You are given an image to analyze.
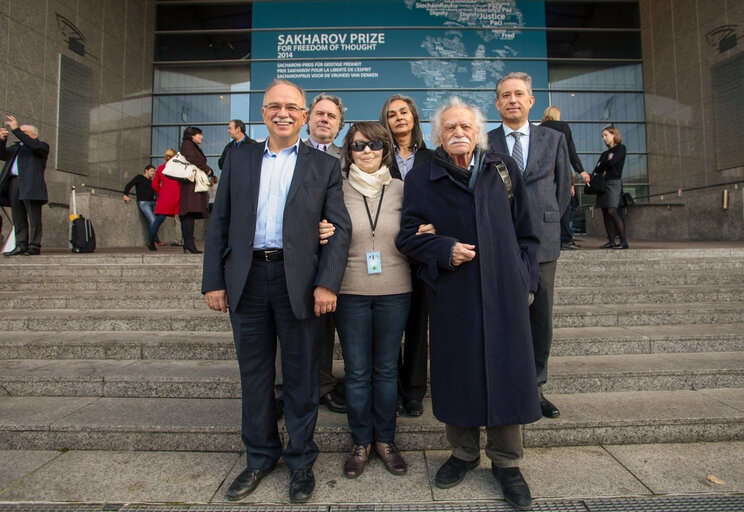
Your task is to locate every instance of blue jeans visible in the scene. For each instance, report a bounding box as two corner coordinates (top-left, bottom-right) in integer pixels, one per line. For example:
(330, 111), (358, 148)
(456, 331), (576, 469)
(334, 293), (411, 445)
(137, 200), (165, 240)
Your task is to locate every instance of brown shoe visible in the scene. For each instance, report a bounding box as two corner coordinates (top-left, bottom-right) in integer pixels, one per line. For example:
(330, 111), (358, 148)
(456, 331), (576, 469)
(375, 442), (407, 475)
(344, 444), (370, 478)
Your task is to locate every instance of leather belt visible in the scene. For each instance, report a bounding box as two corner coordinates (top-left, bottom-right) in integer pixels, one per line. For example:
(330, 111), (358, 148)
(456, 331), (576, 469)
(253, 249), (283, 261)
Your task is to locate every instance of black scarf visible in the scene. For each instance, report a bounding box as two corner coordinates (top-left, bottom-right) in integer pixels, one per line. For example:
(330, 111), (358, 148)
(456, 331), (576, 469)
(433, 146), (487, 189)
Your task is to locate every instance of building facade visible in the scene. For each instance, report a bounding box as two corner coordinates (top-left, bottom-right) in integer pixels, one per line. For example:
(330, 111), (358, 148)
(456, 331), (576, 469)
(0, 0), (741, 247)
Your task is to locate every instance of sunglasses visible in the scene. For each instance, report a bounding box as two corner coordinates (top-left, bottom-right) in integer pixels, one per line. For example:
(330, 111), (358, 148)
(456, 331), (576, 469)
(350, 139), (385, 152)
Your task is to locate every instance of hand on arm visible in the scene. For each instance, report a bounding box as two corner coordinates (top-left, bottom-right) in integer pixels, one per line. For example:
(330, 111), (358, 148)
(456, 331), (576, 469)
(416, 224), (436, 235)
(318, 219), (335, 245)
(205, 290), (229, 313)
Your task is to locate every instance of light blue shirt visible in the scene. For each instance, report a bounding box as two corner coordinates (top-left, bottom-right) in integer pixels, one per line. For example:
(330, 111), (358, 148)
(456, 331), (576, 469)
(394, 144), (417, 180)
(503, 122), (531, 169)
(10, 142), (23, 176)
(253, 138), (300, 250)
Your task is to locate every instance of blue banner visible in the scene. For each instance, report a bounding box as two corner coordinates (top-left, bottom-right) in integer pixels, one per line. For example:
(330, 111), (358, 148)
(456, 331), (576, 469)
(251, 0), (547, 124)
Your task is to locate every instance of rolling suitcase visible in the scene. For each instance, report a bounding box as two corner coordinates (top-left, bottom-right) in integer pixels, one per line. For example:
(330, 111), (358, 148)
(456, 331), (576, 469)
(70, 186), (96, 253)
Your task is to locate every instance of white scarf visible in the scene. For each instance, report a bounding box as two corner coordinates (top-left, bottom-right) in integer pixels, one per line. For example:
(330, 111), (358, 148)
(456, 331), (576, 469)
(348, 163), (392, 197)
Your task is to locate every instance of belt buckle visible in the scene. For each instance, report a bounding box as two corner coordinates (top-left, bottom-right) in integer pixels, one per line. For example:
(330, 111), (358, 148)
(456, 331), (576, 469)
(263, 250), (279, 261)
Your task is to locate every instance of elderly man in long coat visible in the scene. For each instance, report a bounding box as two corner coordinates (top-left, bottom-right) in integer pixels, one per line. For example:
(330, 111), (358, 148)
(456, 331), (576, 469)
(396, 97), (541, 511)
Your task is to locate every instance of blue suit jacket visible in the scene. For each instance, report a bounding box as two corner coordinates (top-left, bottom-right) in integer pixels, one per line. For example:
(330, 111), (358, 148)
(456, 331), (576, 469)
(488, 124), (571, 263)
(201, 140), (351, 319)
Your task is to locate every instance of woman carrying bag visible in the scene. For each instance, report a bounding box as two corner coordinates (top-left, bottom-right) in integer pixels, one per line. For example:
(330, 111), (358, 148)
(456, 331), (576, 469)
(179, 126), (213, 254)
(594, 126), (628, 249)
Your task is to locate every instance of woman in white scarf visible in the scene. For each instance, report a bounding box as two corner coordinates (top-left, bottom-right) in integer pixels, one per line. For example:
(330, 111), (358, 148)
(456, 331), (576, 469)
(334, 122), (412, 480)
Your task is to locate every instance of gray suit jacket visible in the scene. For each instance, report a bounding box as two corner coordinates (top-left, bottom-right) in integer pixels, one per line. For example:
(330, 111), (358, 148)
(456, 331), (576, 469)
(488, 124), (571, 263)
(303, 139), (342, 160)
(202, 140), (351, 319)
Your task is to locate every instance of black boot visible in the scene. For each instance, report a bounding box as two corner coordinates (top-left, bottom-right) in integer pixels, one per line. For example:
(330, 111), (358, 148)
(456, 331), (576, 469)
(183, 237), (202, 254)
(147, 234), (157, 251)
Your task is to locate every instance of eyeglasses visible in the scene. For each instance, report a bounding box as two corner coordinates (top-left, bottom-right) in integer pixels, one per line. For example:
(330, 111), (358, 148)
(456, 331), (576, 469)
(350, 139), (385, 152)
(263, 103), (306, 114)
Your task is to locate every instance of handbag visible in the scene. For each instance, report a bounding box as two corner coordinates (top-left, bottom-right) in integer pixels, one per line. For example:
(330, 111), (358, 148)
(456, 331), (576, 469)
(163, 152), (198, 181)
(584, 172), (606, 195)
(194, 168), (210, 193)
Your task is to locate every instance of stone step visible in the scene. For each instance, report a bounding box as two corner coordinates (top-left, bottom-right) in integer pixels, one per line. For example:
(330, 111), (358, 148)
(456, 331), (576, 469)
(1, 352), (741, 399)
(0, 324), (741, 362)
(1, 389), (742, 451)
(1, 270), (741, 292)
(1, 302), (741, 331)
(0, 284), (741, 309)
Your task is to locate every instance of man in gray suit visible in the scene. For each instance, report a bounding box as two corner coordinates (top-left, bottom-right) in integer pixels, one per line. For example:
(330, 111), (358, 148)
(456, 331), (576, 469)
(303, 93), (344, 158)
(203, 79), (351, 503)
(302, 93), (346, 413)
(487, 72), (571, 419)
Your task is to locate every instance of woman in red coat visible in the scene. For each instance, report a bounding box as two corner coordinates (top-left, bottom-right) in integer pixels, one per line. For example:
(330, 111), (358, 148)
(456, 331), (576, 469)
(179, 126), (213, 254)
(150, 148), (184, 249)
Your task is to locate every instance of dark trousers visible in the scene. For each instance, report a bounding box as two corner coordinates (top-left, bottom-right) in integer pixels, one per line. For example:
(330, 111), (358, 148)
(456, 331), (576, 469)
(229, 258), (323, 472)
(530, 260), (557, 389)
(9, 177), (43, 251)
(446, 424), (523, 467)
(320, 315), (339, 396)
(398, 267), (429, 403)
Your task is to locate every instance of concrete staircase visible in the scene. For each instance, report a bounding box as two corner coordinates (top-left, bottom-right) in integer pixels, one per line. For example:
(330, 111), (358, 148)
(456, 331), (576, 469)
(0, 249), (742, 452)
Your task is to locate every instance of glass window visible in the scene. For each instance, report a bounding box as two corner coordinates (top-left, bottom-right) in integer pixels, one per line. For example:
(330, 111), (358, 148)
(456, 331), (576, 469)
(571, 123), (646, 153)
(155, 66), (251, 93)
(545, 2), (641, 28)
(156, 4), (252, 31)
(154, 94), (232, 124)
(549, 63), (643, 91)
(155, 33), (252, 61)
(547, 30), (641, 59)
(550, 92), (645, 122)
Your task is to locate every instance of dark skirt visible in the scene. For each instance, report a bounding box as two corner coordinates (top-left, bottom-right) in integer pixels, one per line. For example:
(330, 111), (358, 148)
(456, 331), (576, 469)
(596, 178), (622, 209)
(179, 181), (208, 218)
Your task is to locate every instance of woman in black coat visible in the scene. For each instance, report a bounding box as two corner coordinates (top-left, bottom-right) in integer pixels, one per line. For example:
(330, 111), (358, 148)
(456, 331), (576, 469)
(594, 126), (628, 249)
(179, 126), (213, 254)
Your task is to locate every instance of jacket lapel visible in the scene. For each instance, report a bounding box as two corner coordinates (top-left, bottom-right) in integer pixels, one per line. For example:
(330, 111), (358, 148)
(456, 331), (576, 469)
(524, 125), (545, 178)
(491, 126), (509, 154)
(285, 142), (310, 206)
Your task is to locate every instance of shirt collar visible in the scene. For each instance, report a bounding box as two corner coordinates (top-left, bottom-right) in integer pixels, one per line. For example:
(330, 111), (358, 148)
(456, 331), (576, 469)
(308, 136), (331, 150)
(394, 143), (418, 157)
(264, 137), (301, 157)
(233, 135), (246, 146)
(503, 121), (531, 137)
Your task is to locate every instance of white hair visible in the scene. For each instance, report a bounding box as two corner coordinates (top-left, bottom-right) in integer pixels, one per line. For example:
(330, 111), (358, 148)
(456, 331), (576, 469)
(430, 96), (488, 151)
(21, 125), (39, 137)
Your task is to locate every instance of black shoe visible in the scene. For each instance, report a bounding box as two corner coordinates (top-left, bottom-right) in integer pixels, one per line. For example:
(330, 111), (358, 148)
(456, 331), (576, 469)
(599, 241), (618, 249)
(21, 249), (40, 256)
(560, 242), (579, 250)
(289, 468), (315, 503)
(3, 246), (27, 256)
(405, 399), (423, 417)
(434, 455), (480, 489)
(320, 390), (346, 413)
(492, 465), (532, 510)
(396, 398), (405, 417)
(146, 235), (157, 251)
(275, 397), (284, 420)
(540, 394), (560, 418)
(225, 463), (277, 501)
(613, 242), (629, 250)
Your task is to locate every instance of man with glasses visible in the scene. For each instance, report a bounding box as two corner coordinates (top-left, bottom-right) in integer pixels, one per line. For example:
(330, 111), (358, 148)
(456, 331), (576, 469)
(202, 79), (351, 503)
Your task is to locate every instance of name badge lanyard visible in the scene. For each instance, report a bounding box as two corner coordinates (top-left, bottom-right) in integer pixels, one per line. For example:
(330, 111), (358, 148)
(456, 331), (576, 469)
(363, 185), (386, 251)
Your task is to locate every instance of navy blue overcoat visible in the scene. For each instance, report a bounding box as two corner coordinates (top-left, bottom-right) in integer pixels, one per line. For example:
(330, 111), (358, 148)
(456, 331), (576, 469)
(396, 152), (542, 427)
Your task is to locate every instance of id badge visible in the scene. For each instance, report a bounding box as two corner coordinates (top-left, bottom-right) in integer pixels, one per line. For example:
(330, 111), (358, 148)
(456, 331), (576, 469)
(366, 251), (382, 274)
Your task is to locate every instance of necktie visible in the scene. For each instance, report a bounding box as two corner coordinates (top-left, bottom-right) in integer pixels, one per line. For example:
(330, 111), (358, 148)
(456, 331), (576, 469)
(320, 144), (327, 152)
(510, 132), (524, 174)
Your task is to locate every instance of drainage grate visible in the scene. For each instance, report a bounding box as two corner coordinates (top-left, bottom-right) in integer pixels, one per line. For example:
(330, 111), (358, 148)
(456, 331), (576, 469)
(2, 497), (743, 512)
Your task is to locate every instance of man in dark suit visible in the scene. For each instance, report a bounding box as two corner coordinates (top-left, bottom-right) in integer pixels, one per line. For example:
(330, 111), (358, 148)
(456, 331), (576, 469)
(302, 93), (344, 159)
(218, 119), (256, 170)
(202, 79), (351, 503)
(0, 116), (49, 256)
(488, 72), (571, 419)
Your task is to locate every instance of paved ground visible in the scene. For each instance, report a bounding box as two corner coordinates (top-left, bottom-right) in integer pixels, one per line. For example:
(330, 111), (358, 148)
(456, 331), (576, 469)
(1, 442), (743, 507)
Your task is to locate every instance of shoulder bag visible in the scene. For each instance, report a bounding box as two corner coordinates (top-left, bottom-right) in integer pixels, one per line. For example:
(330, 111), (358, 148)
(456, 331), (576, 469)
(163, 152), (198, 181)
(584, 172), (606, 195)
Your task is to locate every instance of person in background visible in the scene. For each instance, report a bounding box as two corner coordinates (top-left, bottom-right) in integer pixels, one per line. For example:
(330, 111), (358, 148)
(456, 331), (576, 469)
(151, 148), (184, 247)
(179, 126), (213, 254)
(123, 165), (162, 251)
(335, 121), (411, 479)
(0, 115), (49, 256)
(219, 119), (256, 170)
(397, 96), (540, 511)
(540, 106), (589, 250)
(379, 93), (435, 418)
(595, 125), (628, 249)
